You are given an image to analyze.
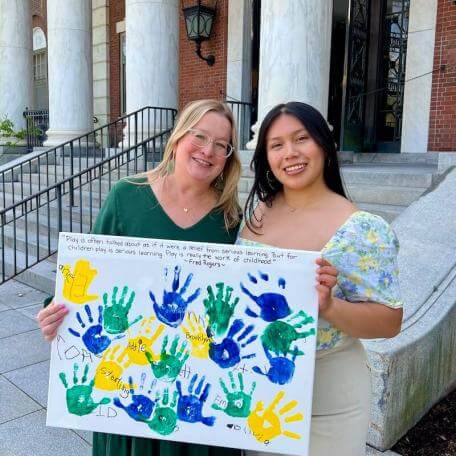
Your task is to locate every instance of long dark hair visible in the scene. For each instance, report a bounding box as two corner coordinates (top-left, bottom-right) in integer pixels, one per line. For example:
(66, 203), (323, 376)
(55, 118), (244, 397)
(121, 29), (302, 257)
(244, 101), (347, 232)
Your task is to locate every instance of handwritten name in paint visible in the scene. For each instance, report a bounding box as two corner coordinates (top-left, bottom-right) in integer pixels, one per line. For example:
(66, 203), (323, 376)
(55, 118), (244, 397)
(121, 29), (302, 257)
(184, 332), (213, 345)
(226, 423), (270, 445)
(99, 367), (130, 398)
(96, 404), (118, 418)
(59, 264), (75, 281)
(127, 339), (146, 352)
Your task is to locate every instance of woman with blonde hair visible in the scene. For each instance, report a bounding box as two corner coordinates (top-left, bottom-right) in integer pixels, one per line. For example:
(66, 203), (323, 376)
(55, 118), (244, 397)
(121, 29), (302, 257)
(38, 99), (243, 456)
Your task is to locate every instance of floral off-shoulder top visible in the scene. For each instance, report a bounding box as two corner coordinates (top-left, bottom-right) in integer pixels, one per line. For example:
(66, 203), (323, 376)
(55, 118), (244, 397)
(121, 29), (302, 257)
(236, 211), (402, 351)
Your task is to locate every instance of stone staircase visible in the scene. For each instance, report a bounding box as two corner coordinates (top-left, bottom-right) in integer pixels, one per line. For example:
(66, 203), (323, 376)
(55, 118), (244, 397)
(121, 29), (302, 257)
(0, 154), (145, 294)
(0, 149), (441, 296)
(238, 150), (439, 222)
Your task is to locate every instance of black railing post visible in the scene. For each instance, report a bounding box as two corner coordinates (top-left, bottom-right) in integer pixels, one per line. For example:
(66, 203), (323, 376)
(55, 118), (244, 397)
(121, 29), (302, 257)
(56, 183), (63, 233)
(69, 142), (74, 206)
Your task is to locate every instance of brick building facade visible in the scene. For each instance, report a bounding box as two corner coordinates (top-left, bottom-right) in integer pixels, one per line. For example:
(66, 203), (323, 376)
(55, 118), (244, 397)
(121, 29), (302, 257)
(429, 0), (456, 151)
(3, 0), (456, 155)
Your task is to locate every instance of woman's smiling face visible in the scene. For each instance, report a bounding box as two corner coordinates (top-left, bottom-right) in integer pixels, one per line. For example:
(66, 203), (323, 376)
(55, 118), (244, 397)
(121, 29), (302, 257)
(174, 111), (231, 185)
(266, 114), (326, 192)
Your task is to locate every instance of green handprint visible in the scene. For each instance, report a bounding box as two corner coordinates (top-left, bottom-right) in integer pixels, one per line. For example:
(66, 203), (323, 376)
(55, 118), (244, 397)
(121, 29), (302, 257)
(145, 335), (189, 382)
(204, 282), (239, 336)
(103, 285), (143, 335)
(147, 388), (179, 435)
(59, 364), (110, 416)
(212, 371), (256, 418)
(262, 310), (316, 355)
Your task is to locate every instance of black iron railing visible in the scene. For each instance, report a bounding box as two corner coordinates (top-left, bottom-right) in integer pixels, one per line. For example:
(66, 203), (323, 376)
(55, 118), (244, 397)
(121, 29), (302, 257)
(225, 100), (253, 149)
(23, 108), (49, 152)
(0, 127), (172, 284)
(1, 106), (177, 212)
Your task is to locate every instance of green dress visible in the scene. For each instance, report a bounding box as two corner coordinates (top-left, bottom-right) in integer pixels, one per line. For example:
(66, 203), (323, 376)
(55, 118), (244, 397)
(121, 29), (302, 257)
(88, 177), (240, 456)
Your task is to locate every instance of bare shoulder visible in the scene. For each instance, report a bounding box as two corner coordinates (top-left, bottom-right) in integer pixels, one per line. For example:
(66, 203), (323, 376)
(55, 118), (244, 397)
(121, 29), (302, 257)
(326, 192), (358, 218)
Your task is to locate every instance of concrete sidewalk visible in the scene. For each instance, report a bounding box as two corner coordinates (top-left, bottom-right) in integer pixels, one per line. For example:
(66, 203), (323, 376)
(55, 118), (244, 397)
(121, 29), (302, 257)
(0, 280), (91, 456)
(0, 279), (399, 456)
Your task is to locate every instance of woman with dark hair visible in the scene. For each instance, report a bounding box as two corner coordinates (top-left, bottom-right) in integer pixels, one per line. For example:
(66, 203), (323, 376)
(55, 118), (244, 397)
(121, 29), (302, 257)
(238, 102), (403, 455)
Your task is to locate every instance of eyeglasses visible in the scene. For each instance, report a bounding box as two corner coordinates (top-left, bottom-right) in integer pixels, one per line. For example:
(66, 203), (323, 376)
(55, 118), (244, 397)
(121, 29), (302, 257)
(187, 129), (234, 157)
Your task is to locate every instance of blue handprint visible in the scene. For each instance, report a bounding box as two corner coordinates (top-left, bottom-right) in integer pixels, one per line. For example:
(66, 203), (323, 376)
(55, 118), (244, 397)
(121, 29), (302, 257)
(240, 272), (291, 322)
(114, 373), (156, 422)
(150, 266), (201, 328)
(208, 319), (257, 369)
(176, 374), (215, 426)
(252, 346), (303, 385)
(68, 304), (120, 355)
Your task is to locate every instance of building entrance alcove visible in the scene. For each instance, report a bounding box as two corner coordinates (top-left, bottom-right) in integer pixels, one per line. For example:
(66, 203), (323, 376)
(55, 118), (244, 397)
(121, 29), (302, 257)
(329, 0), (410, 153)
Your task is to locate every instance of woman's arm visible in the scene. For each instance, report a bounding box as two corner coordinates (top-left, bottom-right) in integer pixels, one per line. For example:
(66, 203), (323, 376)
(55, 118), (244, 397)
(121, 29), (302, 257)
(320, 297), (403, 339)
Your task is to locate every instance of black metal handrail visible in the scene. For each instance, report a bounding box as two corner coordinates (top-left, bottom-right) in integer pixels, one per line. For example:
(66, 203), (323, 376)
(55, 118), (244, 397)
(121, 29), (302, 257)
(0, 127), (172, 284)
(224, 100), (253, 149)
(2, 106), (177, 211)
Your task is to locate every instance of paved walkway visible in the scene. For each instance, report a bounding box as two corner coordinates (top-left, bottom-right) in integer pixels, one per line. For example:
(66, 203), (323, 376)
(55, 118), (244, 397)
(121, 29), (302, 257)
(0, 280), (91, 456)
(0, 279), (400, 456)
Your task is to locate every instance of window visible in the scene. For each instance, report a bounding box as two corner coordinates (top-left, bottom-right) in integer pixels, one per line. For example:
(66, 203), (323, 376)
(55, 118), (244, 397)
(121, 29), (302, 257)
(33, 51), (47, 81)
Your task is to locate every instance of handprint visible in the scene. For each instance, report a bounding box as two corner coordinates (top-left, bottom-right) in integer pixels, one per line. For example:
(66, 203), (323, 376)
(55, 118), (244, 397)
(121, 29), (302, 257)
(102, 285), (142, 335)
(203, 282), (239, 336)
(261, 310), (316, 355)
(94, 345), (133, 393)
(252, 346), (302, 385)
(149, 266), (201, 328)
(181, 313), (212, 359)
(240, 272), (291, 322)
(145, 335), (189, 382)
(68, 304), (121, 355)
(176, 374), (215, 426)
(212, 371), (256, 418)
(247, 391), (303, 443)
(114, 373), (156, 422)
(61, 259), (98, 305)
(147, 388), (179, 436)
(117, 316), (165, 365)
(209, 319), (257, 369)
(59, 363), (110, 416)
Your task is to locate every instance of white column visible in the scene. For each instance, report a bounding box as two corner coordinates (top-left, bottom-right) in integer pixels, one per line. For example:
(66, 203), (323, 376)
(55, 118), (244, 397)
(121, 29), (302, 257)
(226, 0), (253, 149)
(226, 0), (252, 102)
(248, 0), (332, 148)
(125, 0), (178, 137)
(0, 0), (33, 132)
(401, 0), (438, 153)
(44, 0), (93, 146)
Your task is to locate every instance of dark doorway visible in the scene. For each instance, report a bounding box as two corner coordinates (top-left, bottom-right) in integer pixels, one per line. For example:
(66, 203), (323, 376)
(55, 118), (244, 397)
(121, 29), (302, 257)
(329, 0), (410, 152)
(250, 0), (261, 125)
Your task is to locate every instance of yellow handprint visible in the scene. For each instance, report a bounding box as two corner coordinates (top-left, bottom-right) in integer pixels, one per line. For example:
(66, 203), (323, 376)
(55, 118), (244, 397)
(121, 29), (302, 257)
(61, 259), (99, 304)
(117, 316), (165, 365)
(94, 345), (133, 394)
(181, 313), (212, 359)
(247, 391), (303, 442)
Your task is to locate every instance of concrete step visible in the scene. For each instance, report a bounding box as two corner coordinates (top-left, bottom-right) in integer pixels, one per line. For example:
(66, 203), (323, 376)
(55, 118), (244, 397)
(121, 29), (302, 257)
(346, 184), (425, 206)
(13, 210), (94, 238)
(341, 164), (436, 188)
(0, 245), (57, 293)
(1, 197), (103, 227)
(2, 223), (60, 258)
(238, 176), (254, 194)
(1, 188), (106, 213)
(357, 202), (404, 223)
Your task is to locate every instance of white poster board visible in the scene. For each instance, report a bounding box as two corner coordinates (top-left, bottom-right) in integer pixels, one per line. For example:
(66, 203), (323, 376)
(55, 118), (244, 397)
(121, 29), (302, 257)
(47, 232), (319, 456)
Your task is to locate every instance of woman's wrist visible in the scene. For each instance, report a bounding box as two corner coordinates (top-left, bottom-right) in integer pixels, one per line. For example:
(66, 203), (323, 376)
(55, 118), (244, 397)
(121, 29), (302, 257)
(319, 296), (339, 321)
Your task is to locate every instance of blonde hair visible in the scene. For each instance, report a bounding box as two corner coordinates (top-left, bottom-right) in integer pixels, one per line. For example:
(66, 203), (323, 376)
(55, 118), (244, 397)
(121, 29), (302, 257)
(147, 99), (241, 229)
